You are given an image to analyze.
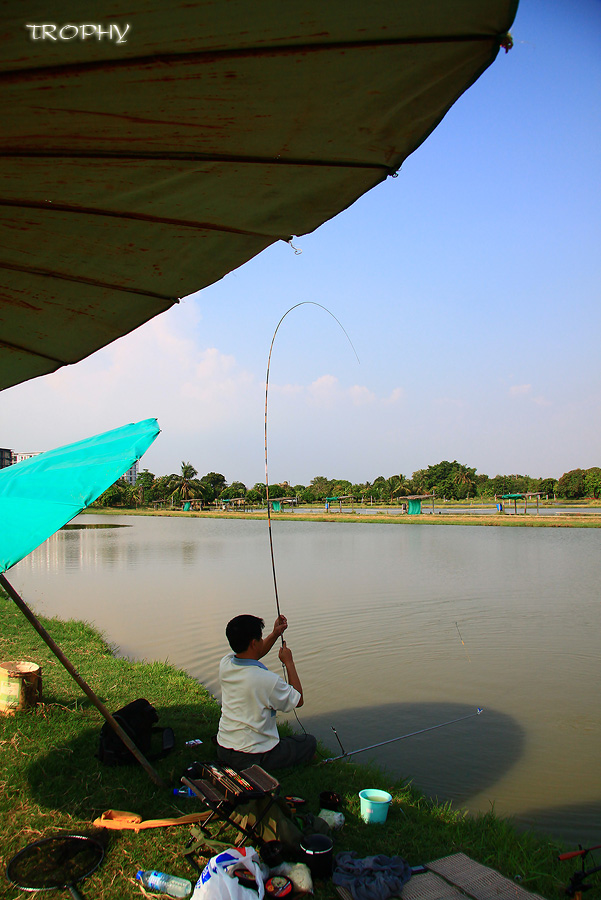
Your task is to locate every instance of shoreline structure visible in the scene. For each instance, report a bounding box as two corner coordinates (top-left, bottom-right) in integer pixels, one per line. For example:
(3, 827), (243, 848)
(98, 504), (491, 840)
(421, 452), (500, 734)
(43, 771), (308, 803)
(85, 506), (601, 528)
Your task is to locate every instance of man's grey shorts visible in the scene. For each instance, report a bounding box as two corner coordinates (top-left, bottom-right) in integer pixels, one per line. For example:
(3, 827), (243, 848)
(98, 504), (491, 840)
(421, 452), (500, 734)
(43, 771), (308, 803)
(216, 733), (317, 771)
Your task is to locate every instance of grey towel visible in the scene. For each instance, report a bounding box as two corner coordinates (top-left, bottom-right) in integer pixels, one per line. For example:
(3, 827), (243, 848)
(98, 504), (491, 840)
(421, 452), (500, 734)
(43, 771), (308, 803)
(333, 851), (412, 900)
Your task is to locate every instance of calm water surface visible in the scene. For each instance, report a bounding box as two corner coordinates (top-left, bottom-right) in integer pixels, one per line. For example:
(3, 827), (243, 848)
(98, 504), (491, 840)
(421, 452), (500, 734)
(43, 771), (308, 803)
(9, 514), (601, 846)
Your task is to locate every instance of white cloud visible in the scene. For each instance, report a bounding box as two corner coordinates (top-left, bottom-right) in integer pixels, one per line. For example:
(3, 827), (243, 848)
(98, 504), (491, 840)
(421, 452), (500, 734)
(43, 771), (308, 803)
(180, 348), (256, 426)
(349, 385), (376, 406)
(1, 308), (403, 482)
(273, 375), (403, 411)
(383, 387), (405, 405)
(533, 395), (552, 407)
(308, 374), (340, 408)
(510, 383), (532, 396)
(508, 383), (550, 407)
(1, 305), (259, 460)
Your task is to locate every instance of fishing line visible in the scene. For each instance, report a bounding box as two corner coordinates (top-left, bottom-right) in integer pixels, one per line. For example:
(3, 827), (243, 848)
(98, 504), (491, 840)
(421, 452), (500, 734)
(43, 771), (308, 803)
(455, 621), (471, 662)
(264, 302), (359, 740)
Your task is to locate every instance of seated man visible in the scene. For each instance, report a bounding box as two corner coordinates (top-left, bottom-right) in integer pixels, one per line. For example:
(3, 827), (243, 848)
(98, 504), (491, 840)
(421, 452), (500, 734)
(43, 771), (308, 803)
(216, 613), (317, 770)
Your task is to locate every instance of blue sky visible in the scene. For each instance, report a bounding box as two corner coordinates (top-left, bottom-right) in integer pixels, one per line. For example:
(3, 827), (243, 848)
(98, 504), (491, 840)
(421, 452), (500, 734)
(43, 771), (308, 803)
(3, 0), (600, 487)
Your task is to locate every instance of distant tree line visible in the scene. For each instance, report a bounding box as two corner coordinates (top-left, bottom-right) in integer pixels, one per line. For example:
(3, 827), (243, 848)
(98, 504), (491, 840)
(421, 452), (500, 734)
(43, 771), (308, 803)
(93, 460), (601, 508)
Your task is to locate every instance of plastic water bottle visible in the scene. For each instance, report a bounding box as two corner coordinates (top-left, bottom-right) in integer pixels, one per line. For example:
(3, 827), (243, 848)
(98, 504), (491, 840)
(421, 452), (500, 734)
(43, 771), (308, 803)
(136, 870), (192, 898)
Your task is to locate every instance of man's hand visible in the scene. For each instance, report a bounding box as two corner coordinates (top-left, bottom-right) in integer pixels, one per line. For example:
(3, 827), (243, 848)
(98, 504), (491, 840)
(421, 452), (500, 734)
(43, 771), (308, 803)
(278, 640), (293, 667)
(278, 641), (303, 707)
(255, 615), (288, 659)
(273, 615), (288, 638)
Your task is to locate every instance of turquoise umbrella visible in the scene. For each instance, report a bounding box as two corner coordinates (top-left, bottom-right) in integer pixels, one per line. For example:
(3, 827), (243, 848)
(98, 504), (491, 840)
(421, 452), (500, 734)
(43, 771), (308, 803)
(0, 418), (165, 784)
(0, 417), (159, 573)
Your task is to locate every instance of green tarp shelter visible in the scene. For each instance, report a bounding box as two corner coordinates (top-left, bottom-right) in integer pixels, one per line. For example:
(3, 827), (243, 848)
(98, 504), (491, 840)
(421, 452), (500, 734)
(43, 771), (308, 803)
(0, 0), (517, 391)
(408, 498), (423, 515)
(500, 491), (543, 515)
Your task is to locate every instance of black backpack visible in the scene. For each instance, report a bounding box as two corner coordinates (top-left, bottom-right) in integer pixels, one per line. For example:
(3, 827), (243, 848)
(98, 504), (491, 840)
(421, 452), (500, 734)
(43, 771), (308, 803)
(97, 698), (175, 766)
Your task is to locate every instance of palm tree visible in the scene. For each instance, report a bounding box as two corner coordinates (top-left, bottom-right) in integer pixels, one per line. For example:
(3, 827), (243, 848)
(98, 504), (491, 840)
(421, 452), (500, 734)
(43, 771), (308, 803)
(386, 474), (408, 502)
(453, 465), (477, 499)
(168, 461), (205, 504)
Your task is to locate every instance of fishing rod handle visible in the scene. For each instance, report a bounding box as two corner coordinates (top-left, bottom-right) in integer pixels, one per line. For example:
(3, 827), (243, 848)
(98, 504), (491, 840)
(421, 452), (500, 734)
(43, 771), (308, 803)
(559, 845), (601, 861)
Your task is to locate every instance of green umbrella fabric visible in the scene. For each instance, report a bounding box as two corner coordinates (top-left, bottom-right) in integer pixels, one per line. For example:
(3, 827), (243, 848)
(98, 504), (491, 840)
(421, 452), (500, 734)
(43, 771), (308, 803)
(0, 418), (159, 573)
(0, 0), (518, 391)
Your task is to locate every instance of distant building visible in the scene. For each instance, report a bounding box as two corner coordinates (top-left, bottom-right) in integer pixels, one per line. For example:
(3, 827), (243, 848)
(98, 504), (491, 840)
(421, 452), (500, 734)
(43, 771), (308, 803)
(13, 451), (42, 464)
(123, 460), (139, 485)
(1, 449), (42, 467)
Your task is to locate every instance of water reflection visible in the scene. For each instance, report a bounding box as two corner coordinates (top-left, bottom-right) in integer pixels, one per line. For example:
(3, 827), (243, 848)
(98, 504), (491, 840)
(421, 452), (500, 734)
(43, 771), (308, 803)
(10, 514), (601, 846)
(61, 523), (130, 529)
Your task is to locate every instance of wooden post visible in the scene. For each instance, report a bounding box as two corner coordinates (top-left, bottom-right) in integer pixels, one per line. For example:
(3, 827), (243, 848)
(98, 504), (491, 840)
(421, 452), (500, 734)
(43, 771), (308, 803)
(0, 573), (166, 787)
(536, 494), (540, 515)
(514, 498), (517, 515)
(524, 495), (528, 515)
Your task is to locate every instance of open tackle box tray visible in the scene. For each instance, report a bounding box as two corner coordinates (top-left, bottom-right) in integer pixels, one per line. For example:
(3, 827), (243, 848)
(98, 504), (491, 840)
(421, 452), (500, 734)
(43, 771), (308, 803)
(181, 762), (280, 848)
(182, 762), (280, 803)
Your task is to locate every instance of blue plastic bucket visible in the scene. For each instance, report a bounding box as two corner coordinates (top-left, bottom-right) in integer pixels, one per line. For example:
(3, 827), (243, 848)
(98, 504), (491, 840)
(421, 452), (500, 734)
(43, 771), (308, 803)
(358, 789), (392, 824)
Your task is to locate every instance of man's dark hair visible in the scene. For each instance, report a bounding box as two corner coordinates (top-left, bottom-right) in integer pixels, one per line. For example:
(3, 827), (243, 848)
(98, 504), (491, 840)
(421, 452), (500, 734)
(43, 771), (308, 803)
(226, 615), (264, 653)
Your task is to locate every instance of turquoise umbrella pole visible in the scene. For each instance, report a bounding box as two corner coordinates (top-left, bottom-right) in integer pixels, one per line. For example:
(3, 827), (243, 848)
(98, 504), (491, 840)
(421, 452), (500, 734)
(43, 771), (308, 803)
(0, 418), (164, 786)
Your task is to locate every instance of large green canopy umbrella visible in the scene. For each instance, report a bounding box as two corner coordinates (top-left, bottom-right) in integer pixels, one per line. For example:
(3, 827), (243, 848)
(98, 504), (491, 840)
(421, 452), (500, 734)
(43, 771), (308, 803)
(0, 0), (517, 390)
(0, 418), (165, 783)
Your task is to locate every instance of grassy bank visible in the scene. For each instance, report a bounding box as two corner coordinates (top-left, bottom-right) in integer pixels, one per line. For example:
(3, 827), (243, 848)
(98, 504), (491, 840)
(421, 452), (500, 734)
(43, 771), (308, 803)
(0, 588), (576, 900)
(86, 505), (601, 528)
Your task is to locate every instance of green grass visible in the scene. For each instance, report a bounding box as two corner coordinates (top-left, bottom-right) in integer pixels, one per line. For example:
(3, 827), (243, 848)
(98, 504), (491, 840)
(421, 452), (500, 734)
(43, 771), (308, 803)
(0, 588), (591, 900)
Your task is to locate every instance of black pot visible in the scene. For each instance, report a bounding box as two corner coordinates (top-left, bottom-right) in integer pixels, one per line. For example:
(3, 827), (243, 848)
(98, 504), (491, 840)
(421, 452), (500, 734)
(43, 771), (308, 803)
(299, 833), (334, 879)
(261, 840), (286, 868)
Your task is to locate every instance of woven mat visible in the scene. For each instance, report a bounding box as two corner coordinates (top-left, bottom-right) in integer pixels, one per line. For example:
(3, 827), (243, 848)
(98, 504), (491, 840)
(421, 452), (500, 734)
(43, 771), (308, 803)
(426, 853), (546, 900)
(334, 852), (546, 900)
(402, 871), (466, 900)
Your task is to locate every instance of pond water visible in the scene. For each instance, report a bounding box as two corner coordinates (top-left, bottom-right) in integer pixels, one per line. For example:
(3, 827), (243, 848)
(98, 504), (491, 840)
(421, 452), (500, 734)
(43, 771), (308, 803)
(9, 514), (601, 847)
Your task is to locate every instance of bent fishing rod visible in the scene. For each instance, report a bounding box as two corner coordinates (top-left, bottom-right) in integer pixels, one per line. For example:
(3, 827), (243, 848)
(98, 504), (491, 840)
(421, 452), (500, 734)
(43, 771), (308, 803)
(321, 708), (483, 764)
(264, 302), (359, 642)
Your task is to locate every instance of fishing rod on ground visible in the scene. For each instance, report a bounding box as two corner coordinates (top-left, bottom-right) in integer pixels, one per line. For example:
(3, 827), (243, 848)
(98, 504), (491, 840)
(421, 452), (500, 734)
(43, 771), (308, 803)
(559, 845), (601, 900)
(320, 708), (484, 764)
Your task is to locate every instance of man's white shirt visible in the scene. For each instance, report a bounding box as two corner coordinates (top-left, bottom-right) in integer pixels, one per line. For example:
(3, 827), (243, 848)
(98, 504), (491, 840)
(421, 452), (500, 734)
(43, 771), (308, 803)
(217, 654), (301, 753)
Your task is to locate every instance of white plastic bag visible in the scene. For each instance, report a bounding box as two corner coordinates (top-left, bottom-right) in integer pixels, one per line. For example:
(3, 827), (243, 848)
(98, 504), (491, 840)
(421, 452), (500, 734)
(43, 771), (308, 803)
(192, 847), (266, 900)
